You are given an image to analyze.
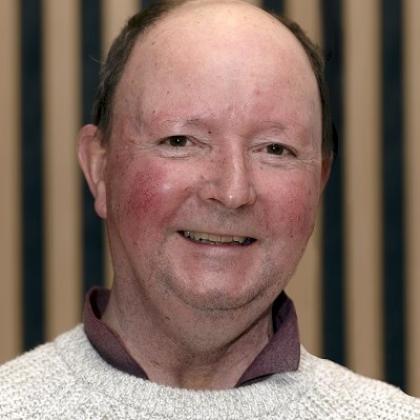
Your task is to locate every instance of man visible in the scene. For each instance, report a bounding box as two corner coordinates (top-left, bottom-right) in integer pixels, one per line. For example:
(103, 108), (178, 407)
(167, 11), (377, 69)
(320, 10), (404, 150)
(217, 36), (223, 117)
(1, 0), (419, 418)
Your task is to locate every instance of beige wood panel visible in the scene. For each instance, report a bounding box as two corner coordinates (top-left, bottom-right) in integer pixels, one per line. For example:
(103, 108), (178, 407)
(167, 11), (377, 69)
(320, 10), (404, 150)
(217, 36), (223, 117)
(43, 0), (82, 339)
(0, 0), (22, 363)
(343, 0), (383, 380)
(245, 0), (262, 6)
(284, 0), (322, 356)
(287, 218), (322, 355)
(403, 0), (420, 398)
(102, 0), (139, 56)
(285, 0), (321, 43)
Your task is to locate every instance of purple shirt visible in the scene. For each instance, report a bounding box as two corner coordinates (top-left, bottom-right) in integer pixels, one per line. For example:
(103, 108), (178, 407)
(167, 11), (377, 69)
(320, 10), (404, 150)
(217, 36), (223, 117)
(83, 287), (300, 386)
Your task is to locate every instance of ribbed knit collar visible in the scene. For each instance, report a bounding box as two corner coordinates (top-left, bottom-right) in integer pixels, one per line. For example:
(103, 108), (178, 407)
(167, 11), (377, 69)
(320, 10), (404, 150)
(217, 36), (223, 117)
(83, 287), (300, 386)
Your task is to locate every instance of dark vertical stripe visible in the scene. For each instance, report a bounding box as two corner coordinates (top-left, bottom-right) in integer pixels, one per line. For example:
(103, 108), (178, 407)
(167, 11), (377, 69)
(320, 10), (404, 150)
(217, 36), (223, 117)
(21, 0), (44, 350)
(140, 0), (155, 10)
(382, 0), (406, 390)
(263, 0), (284, 14)
(81, 0), (104, 293)
(321, 0), (346, 365)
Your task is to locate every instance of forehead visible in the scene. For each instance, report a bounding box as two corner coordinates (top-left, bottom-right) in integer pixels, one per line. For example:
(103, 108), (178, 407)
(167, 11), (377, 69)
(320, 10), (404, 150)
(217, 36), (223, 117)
(112, 1), (320, 132)
(133, 1), (313, 78)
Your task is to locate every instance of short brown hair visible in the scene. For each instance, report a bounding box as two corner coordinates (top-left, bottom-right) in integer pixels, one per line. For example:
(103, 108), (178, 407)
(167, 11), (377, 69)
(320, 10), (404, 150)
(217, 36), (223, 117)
(93, 0), (334, 155)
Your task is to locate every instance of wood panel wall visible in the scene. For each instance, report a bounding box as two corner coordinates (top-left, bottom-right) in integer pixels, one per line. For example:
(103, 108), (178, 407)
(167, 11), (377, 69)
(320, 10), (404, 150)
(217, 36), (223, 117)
(0, 0), (418, 397)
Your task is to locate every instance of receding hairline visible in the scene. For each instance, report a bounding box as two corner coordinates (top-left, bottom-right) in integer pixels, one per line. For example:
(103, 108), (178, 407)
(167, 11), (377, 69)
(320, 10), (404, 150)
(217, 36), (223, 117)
(114, 0), (318, 115)
(93, 0), (333, 155)
(117, 0), (320, 113)
(131, 0), (303, 55)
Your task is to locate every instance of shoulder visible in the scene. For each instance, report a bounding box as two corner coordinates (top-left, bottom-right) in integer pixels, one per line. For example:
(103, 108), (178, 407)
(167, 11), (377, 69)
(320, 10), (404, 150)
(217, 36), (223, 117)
(0, 325), (84, 419)
(295, 347), (420, 419)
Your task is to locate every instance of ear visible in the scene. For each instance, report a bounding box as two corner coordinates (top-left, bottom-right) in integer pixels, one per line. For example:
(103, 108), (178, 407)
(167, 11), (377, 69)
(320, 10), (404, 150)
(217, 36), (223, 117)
(320, 152), (333, 192)
(78, 124), (108, 219)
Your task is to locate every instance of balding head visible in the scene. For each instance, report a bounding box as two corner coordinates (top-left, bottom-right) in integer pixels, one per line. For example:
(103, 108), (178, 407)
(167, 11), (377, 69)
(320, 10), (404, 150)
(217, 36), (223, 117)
(93, 0), (332, 155)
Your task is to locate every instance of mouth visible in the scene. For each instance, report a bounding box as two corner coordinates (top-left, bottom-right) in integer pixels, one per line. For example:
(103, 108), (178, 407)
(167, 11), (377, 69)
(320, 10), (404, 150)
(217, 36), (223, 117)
(179, 231), (256, 246)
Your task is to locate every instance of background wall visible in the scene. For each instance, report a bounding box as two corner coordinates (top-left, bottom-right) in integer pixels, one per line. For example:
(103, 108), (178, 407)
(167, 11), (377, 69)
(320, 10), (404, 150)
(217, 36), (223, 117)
(1, 0), (419, 397)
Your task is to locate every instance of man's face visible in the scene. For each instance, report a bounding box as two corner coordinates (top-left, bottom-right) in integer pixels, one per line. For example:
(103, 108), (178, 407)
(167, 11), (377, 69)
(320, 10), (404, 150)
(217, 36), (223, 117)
(98, 3), (328, 314)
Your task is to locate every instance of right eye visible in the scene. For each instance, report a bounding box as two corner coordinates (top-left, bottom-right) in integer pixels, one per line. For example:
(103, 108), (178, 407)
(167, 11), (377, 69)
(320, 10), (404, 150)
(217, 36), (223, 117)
(160, 135), (189, 147)
(266, 143), (287, 156)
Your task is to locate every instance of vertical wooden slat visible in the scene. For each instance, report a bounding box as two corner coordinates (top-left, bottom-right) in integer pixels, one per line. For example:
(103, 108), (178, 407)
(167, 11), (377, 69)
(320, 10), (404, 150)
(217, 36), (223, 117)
(0, 0), (21, 363)
(287, 221), (322, 355)
(43, 0), (81, 339)
(403, 0), (420, 398)
(21, 0), (45, 350)
(284, 0), (322, 356)
(321, 0), (346, 366)
(102, 0), (138, 56)
(343, 0), (383, 380)
(285, 0), (321, 42)
(382, 0), (405, 389)
(247, 0), (262, 6)
(82, 0), (105, 294)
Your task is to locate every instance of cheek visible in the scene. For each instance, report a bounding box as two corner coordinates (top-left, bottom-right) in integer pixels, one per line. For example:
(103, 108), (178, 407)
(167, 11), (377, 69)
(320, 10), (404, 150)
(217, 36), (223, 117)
(126, 168), (167, 219)
(109, 160), (183, 241)
(262, 173), (320, 238)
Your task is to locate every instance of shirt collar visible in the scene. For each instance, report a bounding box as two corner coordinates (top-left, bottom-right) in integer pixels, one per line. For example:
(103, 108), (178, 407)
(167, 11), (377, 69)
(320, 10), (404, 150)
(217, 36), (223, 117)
(83, 287), (300, 386)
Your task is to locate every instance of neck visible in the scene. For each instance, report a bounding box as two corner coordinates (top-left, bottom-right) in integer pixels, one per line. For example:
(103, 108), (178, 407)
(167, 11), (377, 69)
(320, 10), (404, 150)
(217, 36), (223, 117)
(102, 283), (274, 390)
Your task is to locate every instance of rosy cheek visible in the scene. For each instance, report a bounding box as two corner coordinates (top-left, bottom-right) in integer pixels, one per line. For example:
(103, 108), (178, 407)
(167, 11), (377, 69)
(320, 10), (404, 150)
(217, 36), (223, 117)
(126, 167), (171, 222)
(112, 159), (189, 243)
(125, 169), (165, 217)
(263, 176), (319, 238)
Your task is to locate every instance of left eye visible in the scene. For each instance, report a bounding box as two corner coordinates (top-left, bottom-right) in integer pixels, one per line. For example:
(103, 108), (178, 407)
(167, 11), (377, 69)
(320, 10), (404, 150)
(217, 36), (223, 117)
(162, 135), (189, 147)
(266, 143), (287, 155)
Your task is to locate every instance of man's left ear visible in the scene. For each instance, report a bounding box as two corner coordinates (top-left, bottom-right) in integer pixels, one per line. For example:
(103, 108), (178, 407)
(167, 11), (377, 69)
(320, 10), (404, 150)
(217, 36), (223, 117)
(78, 124), (108, 219)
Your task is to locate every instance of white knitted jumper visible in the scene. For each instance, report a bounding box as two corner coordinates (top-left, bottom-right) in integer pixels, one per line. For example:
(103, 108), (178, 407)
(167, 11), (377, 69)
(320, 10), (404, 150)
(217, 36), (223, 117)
(0, 325), (419, 419)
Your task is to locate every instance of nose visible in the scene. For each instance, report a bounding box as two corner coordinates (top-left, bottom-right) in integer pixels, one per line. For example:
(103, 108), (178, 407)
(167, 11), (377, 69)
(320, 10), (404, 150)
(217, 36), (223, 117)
(198, 149), (257, 209)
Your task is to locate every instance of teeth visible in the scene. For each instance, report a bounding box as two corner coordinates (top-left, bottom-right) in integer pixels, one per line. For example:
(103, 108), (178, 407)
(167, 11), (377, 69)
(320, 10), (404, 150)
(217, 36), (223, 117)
(183, 231), (250, 244)
(207, 234), (218, 242)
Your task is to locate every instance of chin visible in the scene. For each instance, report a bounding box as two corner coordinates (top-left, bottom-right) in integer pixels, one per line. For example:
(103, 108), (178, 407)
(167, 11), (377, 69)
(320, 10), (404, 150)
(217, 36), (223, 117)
(180, 289), (258, 312)
(160, 270), (280, 314)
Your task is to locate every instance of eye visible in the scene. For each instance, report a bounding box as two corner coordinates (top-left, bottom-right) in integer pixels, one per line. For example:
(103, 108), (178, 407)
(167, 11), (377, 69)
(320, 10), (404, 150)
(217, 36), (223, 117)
(266, 143), (287, 155)
(163, 135), (189, 147)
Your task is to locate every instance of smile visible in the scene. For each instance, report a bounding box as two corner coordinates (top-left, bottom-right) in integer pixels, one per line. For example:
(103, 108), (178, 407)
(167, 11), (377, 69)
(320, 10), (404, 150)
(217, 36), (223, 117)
(180, 231), (256, 246)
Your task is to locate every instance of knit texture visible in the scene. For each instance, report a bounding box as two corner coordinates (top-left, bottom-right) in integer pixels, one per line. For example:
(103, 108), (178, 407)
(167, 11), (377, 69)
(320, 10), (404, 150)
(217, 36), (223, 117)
(1, 325), (419, 419)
